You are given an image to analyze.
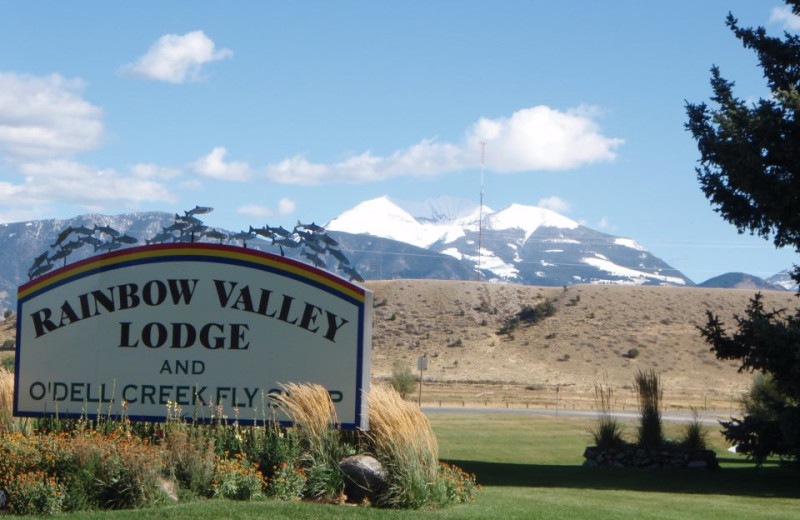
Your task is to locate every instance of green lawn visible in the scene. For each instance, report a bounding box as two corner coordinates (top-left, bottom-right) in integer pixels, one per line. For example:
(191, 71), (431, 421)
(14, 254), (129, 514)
(28, 413), (800, 519)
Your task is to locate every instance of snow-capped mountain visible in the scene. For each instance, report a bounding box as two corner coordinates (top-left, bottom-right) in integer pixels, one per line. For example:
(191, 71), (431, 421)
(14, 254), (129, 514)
(327, 196), (693, 287)
(698, 272), (786, 291)
(0, 201), (793, 312)
(767, 269), (799, 291)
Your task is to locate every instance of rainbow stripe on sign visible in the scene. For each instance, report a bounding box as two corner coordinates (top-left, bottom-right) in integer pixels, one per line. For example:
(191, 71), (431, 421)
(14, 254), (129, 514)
(18, 243), (367, 304)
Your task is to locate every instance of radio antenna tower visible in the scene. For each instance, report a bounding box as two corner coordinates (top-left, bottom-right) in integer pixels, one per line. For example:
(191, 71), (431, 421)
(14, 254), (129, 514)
(477, 141), (486, 281)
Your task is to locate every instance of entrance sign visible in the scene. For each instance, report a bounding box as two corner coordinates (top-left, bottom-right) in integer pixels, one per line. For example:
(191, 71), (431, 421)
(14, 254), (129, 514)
(15, 244), (372, 429)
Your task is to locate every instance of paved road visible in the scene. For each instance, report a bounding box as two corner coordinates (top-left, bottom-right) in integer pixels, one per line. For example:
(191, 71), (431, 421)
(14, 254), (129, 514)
(422, 406), (731, 425)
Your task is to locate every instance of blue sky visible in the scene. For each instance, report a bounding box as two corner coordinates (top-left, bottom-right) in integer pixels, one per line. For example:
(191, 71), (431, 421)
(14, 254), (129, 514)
(0, 1), (798, 283)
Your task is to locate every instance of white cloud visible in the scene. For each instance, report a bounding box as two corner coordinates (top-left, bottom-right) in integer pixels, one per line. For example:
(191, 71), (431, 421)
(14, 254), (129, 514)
(237, 204), (273, 218)
(5, 160), (175, 207)
(770, 6), (800, 31)
(277, 197), (296, 215)
(263, 105), (622, 184)
(598, 216), (611, 229)
(190, 147), (250, 181)
(130, 163), (181, 180)
(264, 140), (464, 185)
(537, 196), (570, 213)
(0, 72), (104, 160)
(236, 198), (296, 219)
(466, 105), (623, 171)
(122, 31), (232, 83)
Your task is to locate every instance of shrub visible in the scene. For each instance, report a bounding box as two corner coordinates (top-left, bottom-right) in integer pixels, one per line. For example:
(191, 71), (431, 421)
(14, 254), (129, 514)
(0, 355), (13, 372)
(518, 300), (556, 324)
(162, 422), (217, 497)
(389, 360), (417, 399)
(5, 471), (65, 516)
(634, 369), (664, 449)
(69, 432), (164, 509)
(1, 339), (14, 351)
(241, 415), (300, 482)
(213, 455), (264, 501)
(432, 462), (479, 505)
(497, 300), (556, 335)
(265, 460), (306, 501)
(625, 348), (640, 359)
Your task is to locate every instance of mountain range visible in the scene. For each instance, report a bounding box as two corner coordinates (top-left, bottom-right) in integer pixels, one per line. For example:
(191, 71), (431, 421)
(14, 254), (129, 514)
(698, 272), (786, 291)
(0, 196), (794, 311)
(328, 196), (693, 286)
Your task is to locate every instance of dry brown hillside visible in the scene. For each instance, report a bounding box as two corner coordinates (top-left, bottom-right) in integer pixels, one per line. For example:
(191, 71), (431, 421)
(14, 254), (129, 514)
(366, 280), (797, 410)
(2, 282), (796, 411)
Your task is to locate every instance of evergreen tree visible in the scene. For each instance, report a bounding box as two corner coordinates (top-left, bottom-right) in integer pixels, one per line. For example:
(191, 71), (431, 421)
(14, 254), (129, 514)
(685, 1), (800, 464)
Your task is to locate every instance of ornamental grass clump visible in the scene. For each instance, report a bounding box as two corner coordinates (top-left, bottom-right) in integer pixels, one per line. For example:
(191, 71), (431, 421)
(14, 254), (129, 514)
(590, 382), (625, 450)
(0, 367), (26, 433)
(680, 407), (708, 451)
(274, 383), (351, 501)
(0, 367), (14, 430)
(368, 385), (439, 508)
(634, 369), (664, 449)
(368, 385), (478, 508)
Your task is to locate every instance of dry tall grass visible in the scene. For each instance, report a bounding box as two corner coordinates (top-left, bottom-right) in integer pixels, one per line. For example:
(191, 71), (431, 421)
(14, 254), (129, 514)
(367, 385), (440, 507)
(0, 367), (15, 431)
(634, 369), (664, 448)
(368, 385), (438, 466)
(274, 382), (338, 448)
(273, 382), (346, 500)
(590, 381), (625, 449)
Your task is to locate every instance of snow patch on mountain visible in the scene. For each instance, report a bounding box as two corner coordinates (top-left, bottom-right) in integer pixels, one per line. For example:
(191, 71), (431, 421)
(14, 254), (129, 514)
(326, 196), (443, 247)
(441, 247), (462, 260)
(487, 204), (578, 241)
(462, 248), (519, 280)
(581, 257), (687, 285)
(614, 238), (646, 251)
(766, 270), (798, 291)
(545, 238), (580, 244)
(327, 196), (575, 248)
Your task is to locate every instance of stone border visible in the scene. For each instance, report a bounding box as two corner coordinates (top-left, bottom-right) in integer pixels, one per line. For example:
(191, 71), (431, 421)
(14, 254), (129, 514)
(583, 445), (719, 470)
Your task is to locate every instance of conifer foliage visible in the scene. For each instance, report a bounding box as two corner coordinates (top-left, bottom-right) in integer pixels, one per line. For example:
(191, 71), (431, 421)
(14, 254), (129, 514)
(686, 1), (800, 464)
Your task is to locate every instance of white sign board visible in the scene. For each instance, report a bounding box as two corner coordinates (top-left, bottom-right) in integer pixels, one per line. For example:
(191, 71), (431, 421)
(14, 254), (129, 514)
(15, 244), (372, 429)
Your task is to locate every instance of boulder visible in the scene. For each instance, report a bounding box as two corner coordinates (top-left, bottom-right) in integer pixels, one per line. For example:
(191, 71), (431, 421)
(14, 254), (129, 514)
(339, 454), (388, 503)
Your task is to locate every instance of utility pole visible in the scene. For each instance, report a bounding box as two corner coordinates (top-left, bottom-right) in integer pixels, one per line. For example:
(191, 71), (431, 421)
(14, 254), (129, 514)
(417, 354), (427, 406)
(477, 141), (486, 281)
